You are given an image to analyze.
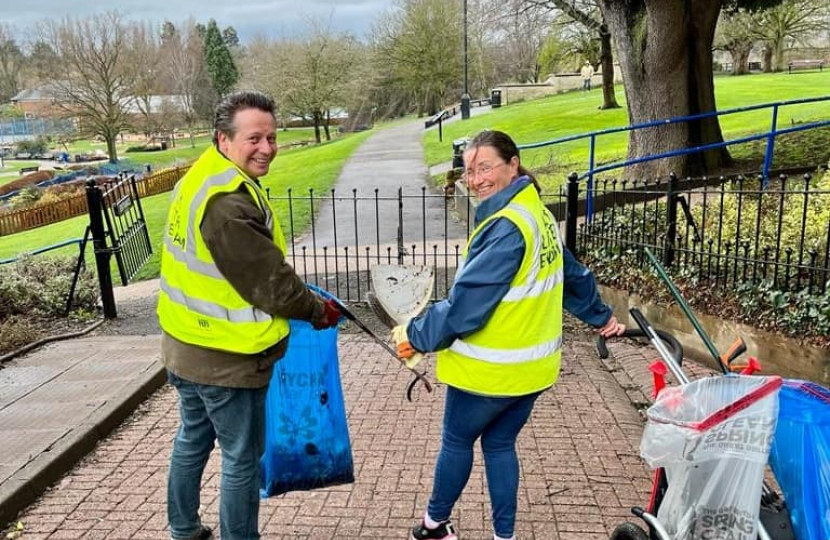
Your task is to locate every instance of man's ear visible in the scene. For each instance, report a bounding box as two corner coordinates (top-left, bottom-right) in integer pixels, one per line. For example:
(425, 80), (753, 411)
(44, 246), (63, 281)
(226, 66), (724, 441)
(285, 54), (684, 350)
(216, 131), (230, 153)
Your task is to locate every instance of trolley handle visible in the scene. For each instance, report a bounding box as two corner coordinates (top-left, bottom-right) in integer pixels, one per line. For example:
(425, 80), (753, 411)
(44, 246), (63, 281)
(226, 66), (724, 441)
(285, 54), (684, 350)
(596, 328), (684, 366)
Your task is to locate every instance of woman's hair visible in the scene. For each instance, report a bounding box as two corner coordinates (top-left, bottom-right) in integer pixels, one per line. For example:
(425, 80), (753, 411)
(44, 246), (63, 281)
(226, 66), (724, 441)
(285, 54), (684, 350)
(212, 90), (276, 145)
(466, 130), (540, 192)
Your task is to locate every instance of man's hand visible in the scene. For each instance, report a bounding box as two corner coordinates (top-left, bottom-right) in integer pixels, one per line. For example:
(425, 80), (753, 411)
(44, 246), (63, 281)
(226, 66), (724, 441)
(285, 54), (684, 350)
(392, 324), (424, 369)
(312, 298), (341, 330)
(598, 315), (625, 338)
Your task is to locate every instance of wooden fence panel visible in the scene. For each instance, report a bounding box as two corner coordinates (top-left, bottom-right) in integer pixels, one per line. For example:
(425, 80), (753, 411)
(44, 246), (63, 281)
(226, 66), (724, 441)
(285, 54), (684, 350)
(0, 165), (190, 237)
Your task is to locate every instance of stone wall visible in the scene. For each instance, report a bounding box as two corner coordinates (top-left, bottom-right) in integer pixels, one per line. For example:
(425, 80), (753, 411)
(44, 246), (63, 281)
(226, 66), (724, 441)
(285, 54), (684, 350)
(493, 64), (624, 105)
(599, 285), (830, 385)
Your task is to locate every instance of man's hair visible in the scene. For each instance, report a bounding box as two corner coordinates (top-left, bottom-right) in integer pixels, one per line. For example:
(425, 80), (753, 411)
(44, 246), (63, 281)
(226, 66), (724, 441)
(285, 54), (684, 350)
(213, 91), (276, 144)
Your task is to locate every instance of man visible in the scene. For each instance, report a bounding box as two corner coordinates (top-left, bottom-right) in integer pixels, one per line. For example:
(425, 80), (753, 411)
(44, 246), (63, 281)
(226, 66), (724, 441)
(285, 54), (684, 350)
(580, 61), (595, 91)
(157, 90), (340, 540)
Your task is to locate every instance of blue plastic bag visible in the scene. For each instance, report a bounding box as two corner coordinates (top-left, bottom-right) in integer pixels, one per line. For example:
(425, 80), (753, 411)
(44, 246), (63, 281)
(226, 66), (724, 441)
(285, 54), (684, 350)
(260, 292), (353, 497)
(769, 380), (830, 540)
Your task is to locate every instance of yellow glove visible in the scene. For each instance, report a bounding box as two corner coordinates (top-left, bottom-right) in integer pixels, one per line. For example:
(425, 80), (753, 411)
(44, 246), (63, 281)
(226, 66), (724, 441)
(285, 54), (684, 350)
(391, 324), (424, 370)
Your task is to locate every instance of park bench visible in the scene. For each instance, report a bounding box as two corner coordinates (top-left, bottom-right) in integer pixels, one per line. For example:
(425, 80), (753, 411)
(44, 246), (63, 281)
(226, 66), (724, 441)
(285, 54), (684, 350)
(19, 166), (39, 175)
(788, 59), (824, 73)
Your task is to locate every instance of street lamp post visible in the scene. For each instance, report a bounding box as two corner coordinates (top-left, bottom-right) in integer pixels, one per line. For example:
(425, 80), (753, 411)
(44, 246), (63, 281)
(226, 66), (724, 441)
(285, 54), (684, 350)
(460, 0), (470, 120)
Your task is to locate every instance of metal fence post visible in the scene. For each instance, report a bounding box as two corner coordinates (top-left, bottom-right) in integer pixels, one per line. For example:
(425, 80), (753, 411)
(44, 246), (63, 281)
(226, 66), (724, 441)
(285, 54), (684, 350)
(587, 134), (596, 222)
(85, 179), (117, 319)
(565, 172), (579, 252)
(397, 186), (405, 264)
(762, 104), (779, 187)
(663, 172), (679, 267)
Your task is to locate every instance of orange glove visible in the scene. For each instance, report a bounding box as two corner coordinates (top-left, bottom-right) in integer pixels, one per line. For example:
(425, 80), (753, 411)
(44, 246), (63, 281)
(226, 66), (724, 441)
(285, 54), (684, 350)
(392, 325), (424, 369)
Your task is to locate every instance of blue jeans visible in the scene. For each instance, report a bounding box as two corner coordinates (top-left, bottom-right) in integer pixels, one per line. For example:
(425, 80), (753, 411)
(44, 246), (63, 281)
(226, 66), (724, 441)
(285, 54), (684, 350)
(167, 371), (267, 540)
(427, 386), (541, 538)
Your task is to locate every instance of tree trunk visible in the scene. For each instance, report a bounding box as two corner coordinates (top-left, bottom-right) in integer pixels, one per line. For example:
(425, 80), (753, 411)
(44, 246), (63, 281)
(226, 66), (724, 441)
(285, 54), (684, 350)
(106, 134), (118, 163)
(598, 23), (620, 110)
(324, 110), (331, 141)
(313, 112), (322, 144)
(598, 0), (730, 179)
(762, 44), (774, 72)
(732, 46), (751, 75)
(773, 39), (786, 72)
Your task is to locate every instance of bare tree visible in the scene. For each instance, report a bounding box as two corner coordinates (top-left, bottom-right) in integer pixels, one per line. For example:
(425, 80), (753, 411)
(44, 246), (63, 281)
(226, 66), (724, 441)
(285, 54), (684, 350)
(162, 20), (212, 147)
(491, 0), (554, 83)
(715, 9), (759, 74)
(126, 22), (163, 139)
(262, 22), (367, 143)
(754, 0), (828, 71)
(38, 13), (137, 162)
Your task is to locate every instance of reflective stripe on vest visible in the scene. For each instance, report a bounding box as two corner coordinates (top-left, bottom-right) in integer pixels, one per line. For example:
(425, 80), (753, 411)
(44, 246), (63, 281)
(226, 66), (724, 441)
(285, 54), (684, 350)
(449, 334), (563, 364)
(157, 146), (289, 354)
(159, 275), (272, 323)
(500, 202), (564, 302)
(437, 183), (564, 396)
(448, 202), (564, 364)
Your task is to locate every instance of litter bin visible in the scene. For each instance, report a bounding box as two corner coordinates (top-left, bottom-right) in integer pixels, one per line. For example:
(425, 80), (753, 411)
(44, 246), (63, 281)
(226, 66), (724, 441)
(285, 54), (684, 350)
(490, 89), (502, 109)
(452, 138), (469, 169)
(160, 140), (168, 151)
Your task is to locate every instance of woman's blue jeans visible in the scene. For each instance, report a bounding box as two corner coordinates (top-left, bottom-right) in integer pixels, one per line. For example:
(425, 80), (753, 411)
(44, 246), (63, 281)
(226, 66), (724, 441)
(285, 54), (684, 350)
(428, 386), (541, 538)
(167, 371), (267, 540)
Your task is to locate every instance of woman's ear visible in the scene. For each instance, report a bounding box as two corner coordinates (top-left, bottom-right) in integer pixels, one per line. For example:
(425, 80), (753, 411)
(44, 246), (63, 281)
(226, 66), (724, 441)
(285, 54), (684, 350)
(510, 155), (521, 177)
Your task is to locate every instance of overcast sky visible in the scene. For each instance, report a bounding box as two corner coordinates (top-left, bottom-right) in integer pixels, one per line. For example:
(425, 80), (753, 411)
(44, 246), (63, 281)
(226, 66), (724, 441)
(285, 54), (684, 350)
(4, 0), (391, 41)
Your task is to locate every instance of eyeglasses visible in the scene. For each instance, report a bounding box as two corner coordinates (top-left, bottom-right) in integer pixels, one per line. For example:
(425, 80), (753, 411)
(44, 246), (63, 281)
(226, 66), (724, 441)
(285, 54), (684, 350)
(463, 162), (506, 180)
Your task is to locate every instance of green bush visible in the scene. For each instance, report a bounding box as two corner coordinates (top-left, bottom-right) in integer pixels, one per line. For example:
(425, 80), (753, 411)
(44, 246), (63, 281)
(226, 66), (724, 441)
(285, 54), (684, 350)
(125, 145), (162, 153)
(688, 172), (830, 265)
(8, 186), (43, 210)
(578, 165), (830, 345)
(0, 316), (40, 354)
(0, 254), (99, 318)
(15, 136), (50, 156)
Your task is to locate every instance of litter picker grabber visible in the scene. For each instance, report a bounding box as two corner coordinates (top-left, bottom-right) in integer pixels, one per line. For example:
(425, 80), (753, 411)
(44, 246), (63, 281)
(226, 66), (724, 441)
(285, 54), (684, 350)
(641, 247), (757, 375)
(330, 298), (433, 402)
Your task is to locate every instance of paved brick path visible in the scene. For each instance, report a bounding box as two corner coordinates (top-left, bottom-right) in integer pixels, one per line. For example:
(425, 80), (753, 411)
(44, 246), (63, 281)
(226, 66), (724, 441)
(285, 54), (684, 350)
(9, 334), (661, 540)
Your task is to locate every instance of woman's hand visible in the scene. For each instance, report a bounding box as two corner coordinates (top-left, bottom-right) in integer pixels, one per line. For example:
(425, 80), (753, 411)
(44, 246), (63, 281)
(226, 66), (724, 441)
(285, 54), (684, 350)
(597, 315), (625, 337)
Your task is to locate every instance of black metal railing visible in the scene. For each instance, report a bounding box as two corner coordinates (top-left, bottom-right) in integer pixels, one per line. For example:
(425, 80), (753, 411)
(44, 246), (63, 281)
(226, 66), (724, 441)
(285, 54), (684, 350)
(567, 172), (830, 295)
(267, 187), (472, 302)
(264, 170), (828, 305)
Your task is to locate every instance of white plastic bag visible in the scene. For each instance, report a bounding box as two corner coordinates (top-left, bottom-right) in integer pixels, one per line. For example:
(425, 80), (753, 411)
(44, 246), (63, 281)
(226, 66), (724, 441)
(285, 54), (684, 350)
(640, 375), (782, 540)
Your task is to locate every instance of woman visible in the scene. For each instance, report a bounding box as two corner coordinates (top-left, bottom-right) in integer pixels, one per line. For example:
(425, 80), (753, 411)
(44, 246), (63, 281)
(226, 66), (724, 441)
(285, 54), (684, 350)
(393, 130), (625, 540)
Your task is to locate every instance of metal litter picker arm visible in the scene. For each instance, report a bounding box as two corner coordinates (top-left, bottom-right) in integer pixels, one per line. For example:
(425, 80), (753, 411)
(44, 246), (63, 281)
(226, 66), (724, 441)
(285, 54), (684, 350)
(331, 299), (433, 401)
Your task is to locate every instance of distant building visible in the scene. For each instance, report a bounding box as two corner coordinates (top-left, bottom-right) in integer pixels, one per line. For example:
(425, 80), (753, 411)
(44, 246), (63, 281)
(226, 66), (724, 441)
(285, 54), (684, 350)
(9, 85), (65, 118)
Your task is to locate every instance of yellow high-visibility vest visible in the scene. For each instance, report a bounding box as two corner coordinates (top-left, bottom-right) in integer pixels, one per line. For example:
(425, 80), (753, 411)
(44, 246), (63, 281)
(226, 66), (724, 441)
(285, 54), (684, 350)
(157, 146), (290, 354)
(437, 183), (564, 396)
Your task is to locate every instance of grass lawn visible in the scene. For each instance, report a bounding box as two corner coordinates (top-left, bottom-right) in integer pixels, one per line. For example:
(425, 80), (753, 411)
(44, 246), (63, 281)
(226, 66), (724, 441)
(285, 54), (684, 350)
(424, 70), (830, 189)
(0, 161), (42, 184)
(0, 129), (374, 282)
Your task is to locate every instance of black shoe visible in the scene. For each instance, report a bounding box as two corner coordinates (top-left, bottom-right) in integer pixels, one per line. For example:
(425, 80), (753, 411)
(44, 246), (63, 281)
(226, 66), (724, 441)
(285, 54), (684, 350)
(172, 525), (213, 540)
(411, 520), (458, 540)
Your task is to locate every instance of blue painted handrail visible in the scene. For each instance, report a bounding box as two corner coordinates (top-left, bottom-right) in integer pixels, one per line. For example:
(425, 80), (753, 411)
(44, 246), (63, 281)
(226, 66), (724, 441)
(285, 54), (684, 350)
(0, 237), (84, 265)
(517, 95), (830, 220)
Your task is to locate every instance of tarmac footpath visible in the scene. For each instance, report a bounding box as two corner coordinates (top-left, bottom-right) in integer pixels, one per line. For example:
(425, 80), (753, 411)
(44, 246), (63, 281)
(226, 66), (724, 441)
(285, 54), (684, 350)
(1, 327), (671, 540)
